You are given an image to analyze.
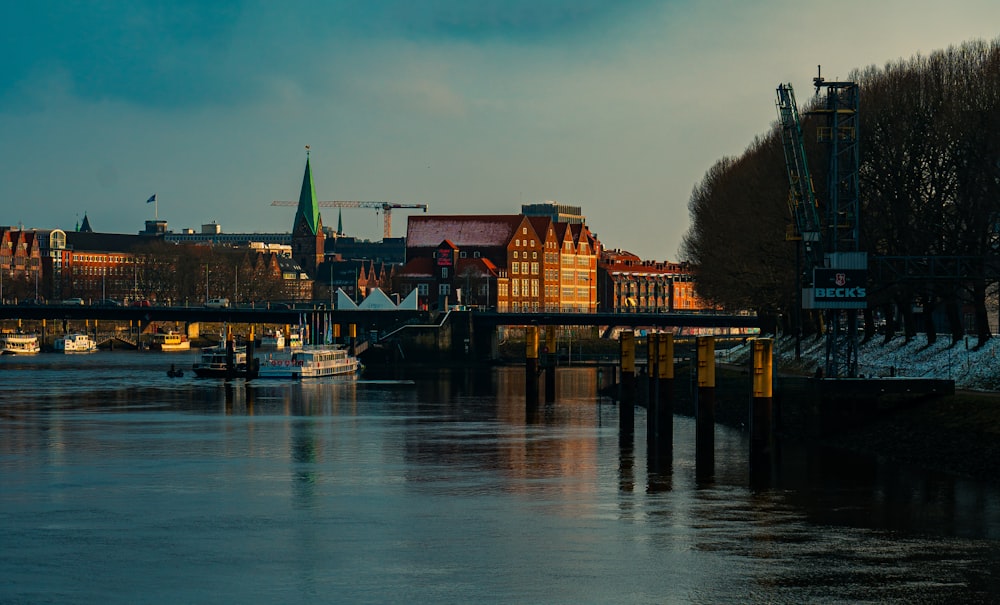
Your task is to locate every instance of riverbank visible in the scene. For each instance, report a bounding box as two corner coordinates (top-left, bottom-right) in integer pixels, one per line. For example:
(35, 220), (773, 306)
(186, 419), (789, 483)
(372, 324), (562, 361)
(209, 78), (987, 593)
(725, 334), (1000, 484)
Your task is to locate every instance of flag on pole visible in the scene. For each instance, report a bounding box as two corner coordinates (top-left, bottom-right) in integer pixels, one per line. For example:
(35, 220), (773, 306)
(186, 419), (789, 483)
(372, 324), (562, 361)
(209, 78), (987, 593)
(146, 194), (157, 204)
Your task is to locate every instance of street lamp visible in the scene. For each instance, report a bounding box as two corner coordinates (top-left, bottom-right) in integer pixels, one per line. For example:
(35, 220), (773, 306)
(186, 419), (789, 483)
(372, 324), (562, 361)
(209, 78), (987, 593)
(205, 264), (209, 302)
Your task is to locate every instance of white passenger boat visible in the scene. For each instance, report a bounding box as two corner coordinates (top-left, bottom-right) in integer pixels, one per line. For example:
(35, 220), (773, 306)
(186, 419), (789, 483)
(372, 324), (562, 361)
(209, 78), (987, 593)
(0, 332), (41, 355)
(256, 346), (361, 379)
(151, 331), (191, 352)
(193, 345), (248, 378)
(259, 330), (285, 349)
(54, 333), (98, 353)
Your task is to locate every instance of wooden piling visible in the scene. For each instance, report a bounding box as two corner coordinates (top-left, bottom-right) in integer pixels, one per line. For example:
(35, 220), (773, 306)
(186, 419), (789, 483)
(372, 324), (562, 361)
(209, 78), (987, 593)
(696, 336), (715, 477)
(646, 333), (657, 446)
(657, 333), (674, 452)
(750, 338), (774, 483)
(525, 325), (540, 407)
(620, 330), (635, 438)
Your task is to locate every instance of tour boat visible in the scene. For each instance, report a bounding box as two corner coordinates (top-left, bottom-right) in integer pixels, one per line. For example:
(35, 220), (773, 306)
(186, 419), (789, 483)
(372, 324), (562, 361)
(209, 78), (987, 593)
(151, 331), (191, 352)
(259, 330), (285, 349)
(54, 333), (98, 353)
(0, 332), (41, 355)
(256, 346), (361, 379)
(192, 345), (248, 378)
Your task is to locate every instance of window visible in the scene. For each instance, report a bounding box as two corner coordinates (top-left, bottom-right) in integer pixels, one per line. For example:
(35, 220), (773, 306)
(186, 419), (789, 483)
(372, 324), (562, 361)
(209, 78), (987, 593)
(530, 240), (534, 247)
(418, 284), (429, 295)
(531, 262), (538, 275)
(473, 251), (480, 258)
(512, 281), (520, 297)
(439, 284), (451, 295)
(442, 267), (449, 278)
(522, 227), (527, 234)
(512, 263), (519, 274)
(531, 280), (539, 297)
(521, 262), (529, 274)
(515, 239), (520, 247)
(460, 251), (466, 258)
(514, 251), (519, 259)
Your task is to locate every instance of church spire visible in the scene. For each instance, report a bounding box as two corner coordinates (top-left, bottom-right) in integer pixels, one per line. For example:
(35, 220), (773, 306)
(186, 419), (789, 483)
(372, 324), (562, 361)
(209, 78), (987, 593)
(296, 146), (320, 236)
(337, 208), (343, 234)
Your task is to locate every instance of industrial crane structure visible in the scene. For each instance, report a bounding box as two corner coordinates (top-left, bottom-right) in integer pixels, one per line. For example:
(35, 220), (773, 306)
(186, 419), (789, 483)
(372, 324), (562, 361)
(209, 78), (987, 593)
(776, 68), (866, 378)
(271, 200), (428, 239)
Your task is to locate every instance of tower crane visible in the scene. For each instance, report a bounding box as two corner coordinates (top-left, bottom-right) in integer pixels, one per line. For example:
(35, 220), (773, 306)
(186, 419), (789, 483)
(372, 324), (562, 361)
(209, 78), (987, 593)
(271, 200), (428, 239)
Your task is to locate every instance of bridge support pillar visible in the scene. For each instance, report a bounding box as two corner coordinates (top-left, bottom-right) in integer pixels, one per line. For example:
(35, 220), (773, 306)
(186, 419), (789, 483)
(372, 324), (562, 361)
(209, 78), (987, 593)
(544, 327), (556, 403)
(525, 325), (539, 408)
(619, 330), (635, 441)
(696, 336), (715, 480)
(750, 338), (775, 486)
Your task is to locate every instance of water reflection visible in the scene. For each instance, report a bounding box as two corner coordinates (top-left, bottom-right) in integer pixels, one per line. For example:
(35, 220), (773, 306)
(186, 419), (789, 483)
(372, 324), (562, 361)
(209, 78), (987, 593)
(3, 355), (1000, 603)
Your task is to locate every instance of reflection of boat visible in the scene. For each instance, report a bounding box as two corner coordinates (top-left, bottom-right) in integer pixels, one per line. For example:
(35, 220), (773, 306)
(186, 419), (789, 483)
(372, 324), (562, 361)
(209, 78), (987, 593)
(151, 331), (191, 352)
(259, 330), (285, 349)
(192, 345), (247, 378)
(54, 333), (98, 353)
(0, 332), (41, 355)
(256, 346), (361, 379)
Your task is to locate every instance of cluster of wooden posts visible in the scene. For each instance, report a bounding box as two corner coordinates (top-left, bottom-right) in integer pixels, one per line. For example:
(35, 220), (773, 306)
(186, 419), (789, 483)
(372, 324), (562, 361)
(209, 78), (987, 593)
(524, 327), (776, 481)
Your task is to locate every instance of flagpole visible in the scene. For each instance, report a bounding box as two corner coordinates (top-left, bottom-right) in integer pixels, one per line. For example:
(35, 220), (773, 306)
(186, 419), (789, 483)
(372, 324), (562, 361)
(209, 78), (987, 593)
(155, 195), (159, 221)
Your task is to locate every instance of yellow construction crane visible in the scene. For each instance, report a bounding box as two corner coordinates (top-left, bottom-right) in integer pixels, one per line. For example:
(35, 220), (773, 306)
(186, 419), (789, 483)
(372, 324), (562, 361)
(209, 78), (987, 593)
(271, 200), (428, 239)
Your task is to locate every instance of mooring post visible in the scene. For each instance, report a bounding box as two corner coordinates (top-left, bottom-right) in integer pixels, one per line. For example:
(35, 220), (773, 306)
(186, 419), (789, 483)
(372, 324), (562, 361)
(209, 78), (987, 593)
(333, 323), (341, 345)
(349, 323), (357, 352)
(525, 325), (540, 407)
(696, 335), (715, 477)
(646, 333), (657, 446)
(247, 325), (257, 380)
(620, 330), (636, 438)
(750, 338), (774, 483)
(225, 325), (236, 380)
(545, 327), (556, 403)
(657, 333), (674, 453)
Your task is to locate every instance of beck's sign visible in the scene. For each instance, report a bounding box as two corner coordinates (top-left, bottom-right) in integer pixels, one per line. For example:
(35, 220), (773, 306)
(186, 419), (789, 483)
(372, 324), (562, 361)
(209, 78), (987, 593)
(811, 268), (867, 309)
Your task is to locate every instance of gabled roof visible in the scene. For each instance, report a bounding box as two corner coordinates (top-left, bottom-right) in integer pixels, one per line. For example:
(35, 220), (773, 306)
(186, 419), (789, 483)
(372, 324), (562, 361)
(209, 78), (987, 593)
(79, 214), (93, 233)
(406, 215), (525, 248)
(397, 256), (435, 278)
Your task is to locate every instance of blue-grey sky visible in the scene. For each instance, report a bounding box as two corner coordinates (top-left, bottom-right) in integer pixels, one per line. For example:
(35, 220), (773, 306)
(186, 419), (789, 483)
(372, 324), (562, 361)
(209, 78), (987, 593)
(1, 1), (997, 260)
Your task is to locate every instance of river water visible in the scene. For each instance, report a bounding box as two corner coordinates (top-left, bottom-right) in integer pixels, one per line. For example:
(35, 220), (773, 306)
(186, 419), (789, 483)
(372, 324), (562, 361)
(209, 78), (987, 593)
(2, 351), (1000, 604)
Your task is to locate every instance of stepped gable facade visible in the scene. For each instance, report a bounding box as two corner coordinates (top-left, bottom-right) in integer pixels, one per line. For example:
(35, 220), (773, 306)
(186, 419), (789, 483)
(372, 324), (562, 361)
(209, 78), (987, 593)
(399, 214), (599, 312)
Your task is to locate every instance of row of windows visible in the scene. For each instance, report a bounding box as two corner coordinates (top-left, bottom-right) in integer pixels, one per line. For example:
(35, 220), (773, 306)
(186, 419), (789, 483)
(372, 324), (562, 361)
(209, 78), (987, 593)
(512, 250), (538, 259)
(511, 262), (539, 275)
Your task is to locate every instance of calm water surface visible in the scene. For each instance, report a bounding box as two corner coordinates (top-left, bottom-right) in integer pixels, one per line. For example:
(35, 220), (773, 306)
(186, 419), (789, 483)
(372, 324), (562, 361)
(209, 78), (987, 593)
(2, 351), (1000, 604)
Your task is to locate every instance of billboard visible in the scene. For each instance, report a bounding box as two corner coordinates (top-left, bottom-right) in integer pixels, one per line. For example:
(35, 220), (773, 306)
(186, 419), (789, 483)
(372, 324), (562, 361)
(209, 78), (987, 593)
(806, 268), (867, 309)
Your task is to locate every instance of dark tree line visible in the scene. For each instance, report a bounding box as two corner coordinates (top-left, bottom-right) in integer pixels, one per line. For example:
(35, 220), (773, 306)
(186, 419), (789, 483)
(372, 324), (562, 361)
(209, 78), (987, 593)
(682, 38), (1000, 346)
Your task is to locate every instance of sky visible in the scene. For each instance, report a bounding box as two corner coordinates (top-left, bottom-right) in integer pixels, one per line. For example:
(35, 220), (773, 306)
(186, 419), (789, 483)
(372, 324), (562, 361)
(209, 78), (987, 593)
(1, 1), (998, 261)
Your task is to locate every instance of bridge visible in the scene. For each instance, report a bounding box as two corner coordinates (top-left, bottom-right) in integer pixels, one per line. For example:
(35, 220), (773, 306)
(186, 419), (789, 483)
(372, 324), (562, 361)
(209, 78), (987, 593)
(1, 304), (764, 359)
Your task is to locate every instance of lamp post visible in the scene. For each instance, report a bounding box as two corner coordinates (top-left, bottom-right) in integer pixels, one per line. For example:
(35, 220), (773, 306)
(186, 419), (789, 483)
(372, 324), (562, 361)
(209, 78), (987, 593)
(205, 264), (209, 303)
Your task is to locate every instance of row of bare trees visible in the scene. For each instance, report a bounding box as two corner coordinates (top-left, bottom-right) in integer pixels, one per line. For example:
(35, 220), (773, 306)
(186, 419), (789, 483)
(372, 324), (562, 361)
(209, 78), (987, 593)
(682, 38), (1000, 346)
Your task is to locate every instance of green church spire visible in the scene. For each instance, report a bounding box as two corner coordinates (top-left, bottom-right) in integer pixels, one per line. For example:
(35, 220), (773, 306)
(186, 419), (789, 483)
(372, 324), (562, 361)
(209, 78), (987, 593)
(297, 147), (320, 235)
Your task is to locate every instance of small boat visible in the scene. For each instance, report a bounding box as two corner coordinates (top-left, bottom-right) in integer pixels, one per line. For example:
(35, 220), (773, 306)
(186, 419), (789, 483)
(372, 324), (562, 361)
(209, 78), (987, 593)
(151, 331), (191, 352)
(54, 333), (98, 353)
(256, 346), (361, 379)
(0, 332), (41, 355)
(259, 330), (285, 349)
(167, 364), (184, 378)
(192, 345), (248, 378)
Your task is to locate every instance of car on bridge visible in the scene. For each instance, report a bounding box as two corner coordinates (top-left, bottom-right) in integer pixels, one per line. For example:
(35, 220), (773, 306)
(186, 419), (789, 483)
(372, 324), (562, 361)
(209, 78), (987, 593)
(131, 300), (151, 308)
(63, 298), (85, 305)
(206, 298), (230, 309)
(95, 299), (121, 307)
